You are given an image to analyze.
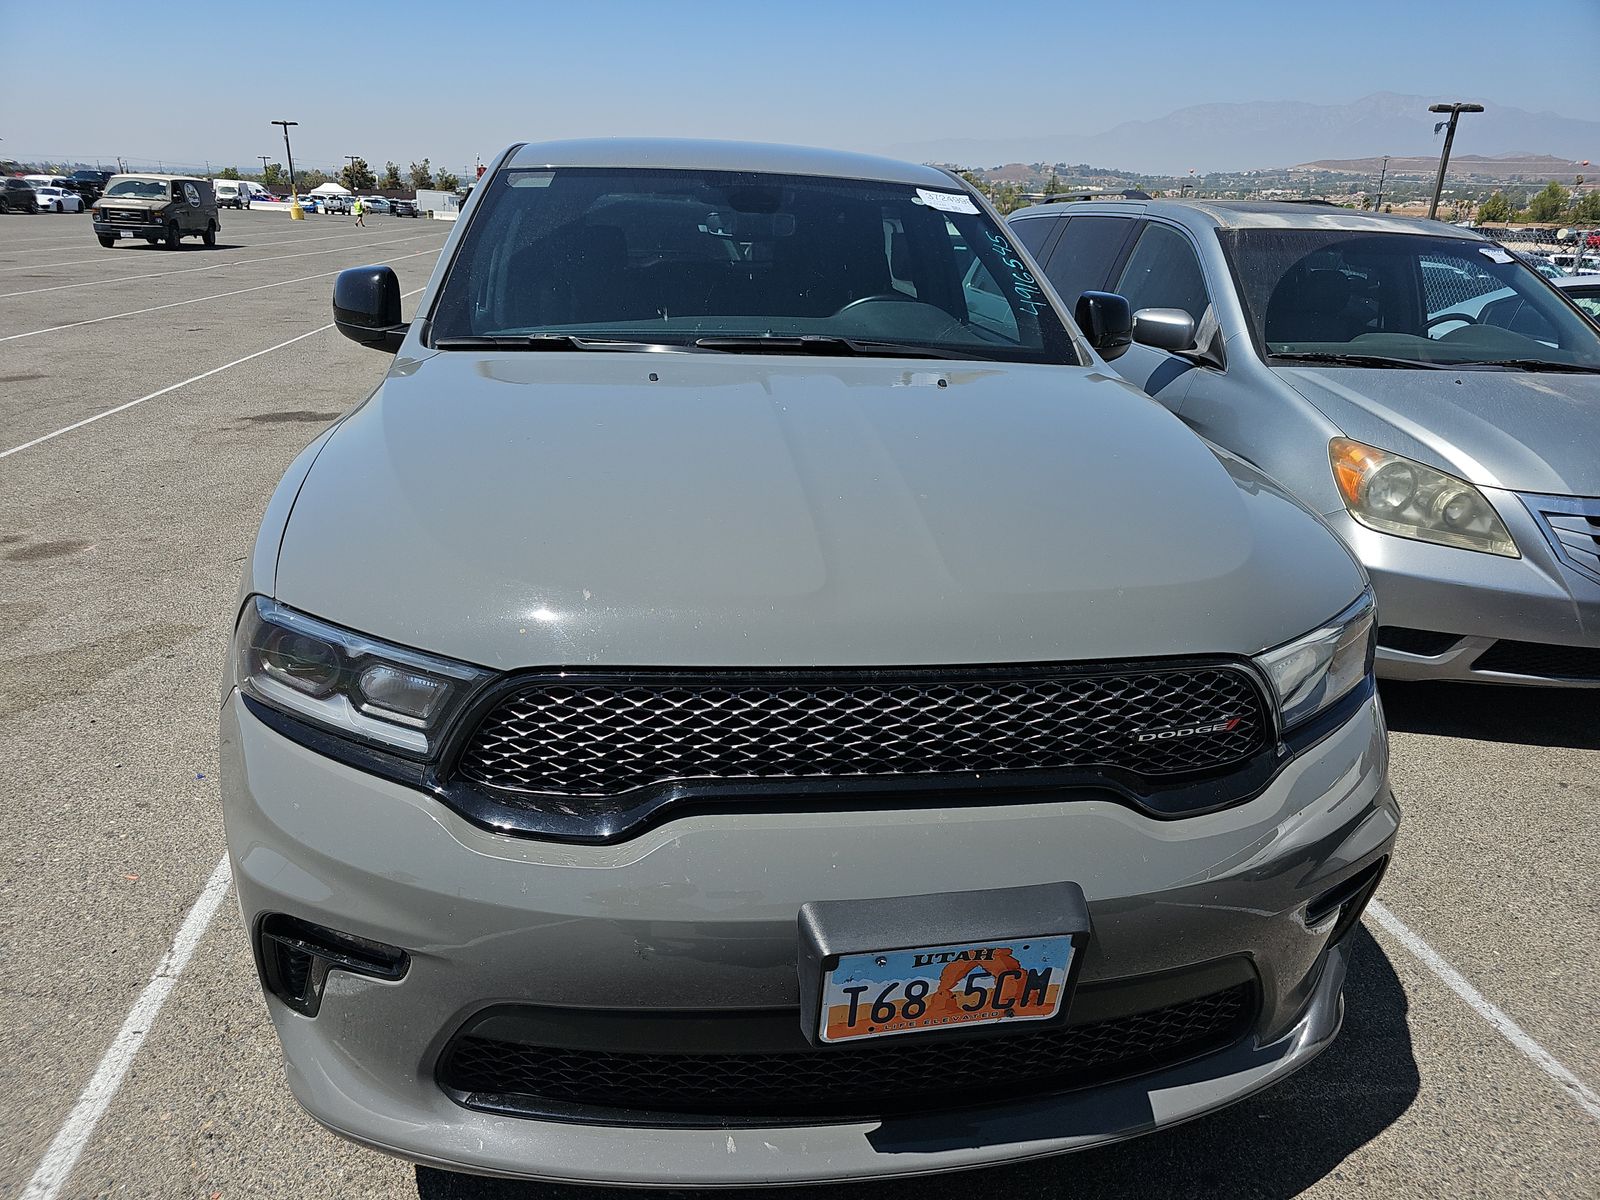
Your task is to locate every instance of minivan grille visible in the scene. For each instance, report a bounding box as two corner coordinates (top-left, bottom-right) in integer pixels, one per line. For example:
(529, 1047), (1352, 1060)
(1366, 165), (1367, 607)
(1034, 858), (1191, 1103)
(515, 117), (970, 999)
(458, 663), (1270, 797)
(1530, 495), (1600, 585)
(440, 984), (1254, 1123)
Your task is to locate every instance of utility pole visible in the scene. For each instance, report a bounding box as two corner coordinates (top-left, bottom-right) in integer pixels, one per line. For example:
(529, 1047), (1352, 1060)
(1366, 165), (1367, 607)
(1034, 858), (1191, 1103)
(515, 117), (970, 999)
(272, 120), (301, 217)
(1426, 103), (1483, 221)
(258, 155), (271, 182)
(344, 154), (360, 190)
(1373, 155), (1389, 212)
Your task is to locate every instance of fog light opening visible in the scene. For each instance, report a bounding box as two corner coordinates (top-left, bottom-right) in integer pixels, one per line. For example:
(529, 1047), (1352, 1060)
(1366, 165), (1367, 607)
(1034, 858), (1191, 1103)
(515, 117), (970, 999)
(1304, 857), (1389, 945)
(257, 913), (409, 1017)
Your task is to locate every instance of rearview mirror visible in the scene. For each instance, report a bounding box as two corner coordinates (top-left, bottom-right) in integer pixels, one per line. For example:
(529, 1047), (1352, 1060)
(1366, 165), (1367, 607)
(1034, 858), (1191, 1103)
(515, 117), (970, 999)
(1132, 308), (1197, 353)
(333, 265), (408, 353)
(1074, 291), (1133, 361)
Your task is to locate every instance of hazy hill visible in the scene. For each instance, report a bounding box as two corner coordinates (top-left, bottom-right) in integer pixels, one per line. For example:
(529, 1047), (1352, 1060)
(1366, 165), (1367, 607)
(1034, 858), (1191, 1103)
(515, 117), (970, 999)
(888, 92), (1599, 174)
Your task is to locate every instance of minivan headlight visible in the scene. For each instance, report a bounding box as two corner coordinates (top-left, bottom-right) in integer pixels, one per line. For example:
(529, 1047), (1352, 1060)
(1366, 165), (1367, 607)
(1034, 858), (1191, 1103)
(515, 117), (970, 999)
(1253, 592), (1375, 730)
(1330, 438), (1517, 557)
(233, 597), (492, 757)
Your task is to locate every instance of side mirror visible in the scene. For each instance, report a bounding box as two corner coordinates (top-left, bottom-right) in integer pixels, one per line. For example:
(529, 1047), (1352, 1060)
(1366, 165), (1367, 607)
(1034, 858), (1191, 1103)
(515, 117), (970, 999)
(1074, 291), (1133, 361)
(1132, 308), (1197, 353)
(333, 265), (408, 353)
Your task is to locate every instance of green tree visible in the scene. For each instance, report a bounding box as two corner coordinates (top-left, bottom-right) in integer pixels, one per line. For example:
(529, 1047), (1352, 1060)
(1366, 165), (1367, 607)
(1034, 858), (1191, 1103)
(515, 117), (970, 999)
(1477, 191), (1513, 223)
(339, 156), (377, 192)
(1576, 190), (1600, 223)
(297, 167), (329, 191)
(435, 169), (461, 192)
(408, 158), (434, 190)
(217, 166), (241, 180)
(381, 161), (403, 190)
(261, 162), (286, 190)
(1527, 181), (1571, 222)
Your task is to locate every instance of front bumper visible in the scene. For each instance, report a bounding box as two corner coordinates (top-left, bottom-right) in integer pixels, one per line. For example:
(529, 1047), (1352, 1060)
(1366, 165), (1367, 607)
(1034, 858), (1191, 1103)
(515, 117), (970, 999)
(93, 221), (161, 237)
(1326, 492), (1600, 686)
(221, 689), (1396, 1186)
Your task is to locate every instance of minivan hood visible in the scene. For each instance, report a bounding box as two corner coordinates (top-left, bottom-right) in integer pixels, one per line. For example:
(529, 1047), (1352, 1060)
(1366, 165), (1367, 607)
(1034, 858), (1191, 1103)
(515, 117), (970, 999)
(1275, 365), (1600, 496)
(274, 353), (1363, 670)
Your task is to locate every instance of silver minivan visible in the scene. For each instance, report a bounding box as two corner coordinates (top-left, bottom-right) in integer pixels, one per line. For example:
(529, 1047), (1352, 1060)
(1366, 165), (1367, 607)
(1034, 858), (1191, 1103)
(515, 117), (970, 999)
(1011, 200), (1600, 687)
(222, 141), (1396, 1186)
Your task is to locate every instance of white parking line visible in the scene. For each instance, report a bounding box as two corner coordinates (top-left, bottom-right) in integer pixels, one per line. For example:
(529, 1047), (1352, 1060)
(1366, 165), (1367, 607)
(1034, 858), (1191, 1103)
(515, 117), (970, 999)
(0, 231), (440, 297)
(0, 249), (436, 344)
(18, 854), (234, 1200)
(0, 226), (405, 273)
(0, 287), (426, 459)
(1367, 900), (1600, 1120)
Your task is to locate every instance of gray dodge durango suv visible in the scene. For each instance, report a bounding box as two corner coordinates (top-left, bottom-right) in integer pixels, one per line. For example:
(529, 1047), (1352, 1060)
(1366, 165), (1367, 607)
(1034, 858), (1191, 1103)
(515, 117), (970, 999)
(221, 140), (1397, 1186)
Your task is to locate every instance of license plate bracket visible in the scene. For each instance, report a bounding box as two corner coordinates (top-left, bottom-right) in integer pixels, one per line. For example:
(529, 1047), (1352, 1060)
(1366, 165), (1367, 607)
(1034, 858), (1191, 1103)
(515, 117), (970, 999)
(798, 882), (1090, 1046)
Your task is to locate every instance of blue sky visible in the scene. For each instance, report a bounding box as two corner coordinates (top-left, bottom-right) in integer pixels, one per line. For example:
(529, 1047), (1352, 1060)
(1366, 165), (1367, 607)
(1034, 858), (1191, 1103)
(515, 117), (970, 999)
(3, 0), (1596, 174)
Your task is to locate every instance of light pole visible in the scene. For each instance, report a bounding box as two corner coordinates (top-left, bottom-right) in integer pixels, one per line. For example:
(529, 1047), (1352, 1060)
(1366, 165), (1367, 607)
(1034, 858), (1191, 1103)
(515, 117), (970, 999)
(1426, 103), (1483, 221)
(272, 120), (302, 218)
(1373, 155), (1389, 212)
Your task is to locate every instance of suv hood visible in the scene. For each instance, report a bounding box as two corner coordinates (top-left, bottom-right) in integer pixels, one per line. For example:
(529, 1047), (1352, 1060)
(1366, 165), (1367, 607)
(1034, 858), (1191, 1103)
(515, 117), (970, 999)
(274, 353), (1363, 669)
(1275, 365), (1600, 496)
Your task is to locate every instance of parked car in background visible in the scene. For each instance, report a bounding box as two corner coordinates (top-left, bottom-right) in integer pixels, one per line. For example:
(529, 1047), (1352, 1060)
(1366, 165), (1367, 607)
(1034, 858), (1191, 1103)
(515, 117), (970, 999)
(32, 186), (84, 213)
(1009, 198), (1600, 686)
(215, 181), (252, 209)
(1514, 249), (1568, 281)
(92, 174), (219, 248)
(321, 195), (352, 214)
(1546, 252), (1600, 276)
(1, 178), (40, 213)
(389, 197), (418, 217)
(1554, 274), (1600, 324)
(359, 195), (390, 213)
(70, 169), (114, 204)
(222, 138), (1397, 1188)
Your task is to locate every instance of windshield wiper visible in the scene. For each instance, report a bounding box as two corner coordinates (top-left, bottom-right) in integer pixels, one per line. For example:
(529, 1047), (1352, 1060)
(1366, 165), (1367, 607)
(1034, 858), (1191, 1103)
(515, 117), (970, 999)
(1454, 358), (1600, 375)
(1272, 352), (1453, 370)
(693, 335), (975, 360)
(433, 334), (699, 352)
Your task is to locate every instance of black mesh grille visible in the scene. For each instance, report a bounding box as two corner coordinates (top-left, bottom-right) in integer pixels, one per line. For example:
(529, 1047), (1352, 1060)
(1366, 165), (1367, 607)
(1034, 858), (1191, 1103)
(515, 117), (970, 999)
(458, 665), (1269, 797)
(441, 984), (1253, 1122)
(1473, 639), (1600, 681)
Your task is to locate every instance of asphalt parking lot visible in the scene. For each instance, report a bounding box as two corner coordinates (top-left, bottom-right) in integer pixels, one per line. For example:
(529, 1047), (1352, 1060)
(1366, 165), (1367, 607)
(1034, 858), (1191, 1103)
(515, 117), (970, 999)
(0, 206), (1596, 1200)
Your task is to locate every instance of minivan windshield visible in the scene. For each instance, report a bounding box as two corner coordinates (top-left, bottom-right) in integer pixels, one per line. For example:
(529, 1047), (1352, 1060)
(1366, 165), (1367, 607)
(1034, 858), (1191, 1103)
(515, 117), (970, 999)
(104, 177), (168, 199)
(1222, 229), (1600, 371)
(430, 166), (1077, 363)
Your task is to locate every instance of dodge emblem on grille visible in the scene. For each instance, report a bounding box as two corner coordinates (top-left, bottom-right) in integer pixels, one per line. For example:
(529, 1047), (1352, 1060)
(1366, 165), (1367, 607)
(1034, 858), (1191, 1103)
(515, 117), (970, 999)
(1135, 717), (1242, 742)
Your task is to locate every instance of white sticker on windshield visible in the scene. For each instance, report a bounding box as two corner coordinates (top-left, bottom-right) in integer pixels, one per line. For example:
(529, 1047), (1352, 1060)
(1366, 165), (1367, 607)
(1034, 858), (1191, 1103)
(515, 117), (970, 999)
(915, 188), (979, 215)
(1479, 246), (1513, 264)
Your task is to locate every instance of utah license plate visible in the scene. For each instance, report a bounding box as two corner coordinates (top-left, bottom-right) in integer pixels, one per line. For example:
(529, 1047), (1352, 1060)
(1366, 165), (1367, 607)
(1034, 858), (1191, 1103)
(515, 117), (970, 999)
(818, 934), (1076, 1044)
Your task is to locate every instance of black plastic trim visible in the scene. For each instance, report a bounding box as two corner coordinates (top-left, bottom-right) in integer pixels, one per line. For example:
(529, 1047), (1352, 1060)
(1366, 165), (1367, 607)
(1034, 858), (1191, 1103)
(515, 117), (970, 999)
(254, 912), (409, 1017)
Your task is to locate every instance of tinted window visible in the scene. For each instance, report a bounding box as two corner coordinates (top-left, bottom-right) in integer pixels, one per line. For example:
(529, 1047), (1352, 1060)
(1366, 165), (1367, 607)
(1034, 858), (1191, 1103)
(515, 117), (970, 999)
(1038, 216), (1135, 304)
(1009, 215), (1058, 258)
(431, 167), (1077, 364)
(1115, 223), (1211, 324)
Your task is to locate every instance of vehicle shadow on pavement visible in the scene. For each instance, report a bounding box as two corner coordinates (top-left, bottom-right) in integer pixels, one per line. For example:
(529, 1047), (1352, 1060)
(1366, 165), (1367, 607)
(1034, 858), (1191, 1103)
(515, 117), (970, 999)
(415, 929), (1418, 1200)
(1380, 679), (1600, 750)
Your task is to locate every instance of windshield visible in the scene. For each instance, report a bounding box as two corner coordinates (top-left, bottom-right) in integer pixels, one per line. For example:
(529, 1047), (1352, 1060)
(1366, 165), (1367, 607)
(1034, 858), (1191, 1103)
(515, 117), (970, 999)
(430, 166), (1076, 363)
(1221, 229), (1600, 370)
(104, 178), (168, 199)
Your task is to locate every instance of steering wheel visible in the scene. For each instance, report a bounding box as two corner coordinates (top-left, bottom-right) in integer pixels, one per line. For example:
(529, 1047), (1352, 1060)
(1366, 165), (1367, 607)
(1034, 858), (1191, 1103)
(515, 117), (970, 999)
(1425, 311), (1478, 331)
(832, 292), (916, 316)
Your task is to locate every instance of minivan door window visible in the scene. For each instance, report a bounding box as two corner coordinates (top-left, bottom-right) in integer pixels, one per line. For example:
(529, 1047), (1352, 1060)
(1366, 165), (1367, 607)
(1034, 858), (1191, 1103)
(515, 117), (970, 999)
(1037, 216), (1137, 305)
(1114, 223), (1213, 328)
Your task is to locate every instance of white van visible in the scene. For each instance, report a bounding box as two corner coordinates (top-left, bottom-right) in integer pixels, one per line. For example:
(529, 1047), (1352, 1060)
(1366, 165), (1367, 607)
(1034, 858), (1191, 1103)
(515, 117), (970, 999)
(215, 181), (252, 210)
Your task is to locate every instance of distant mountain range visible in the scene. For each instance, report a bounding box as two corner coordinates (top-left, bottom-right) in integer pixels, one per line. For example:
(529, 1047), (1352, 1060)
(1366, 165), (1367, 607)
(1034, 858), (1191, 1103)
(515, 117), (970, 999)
(886, 92), (1598, 174)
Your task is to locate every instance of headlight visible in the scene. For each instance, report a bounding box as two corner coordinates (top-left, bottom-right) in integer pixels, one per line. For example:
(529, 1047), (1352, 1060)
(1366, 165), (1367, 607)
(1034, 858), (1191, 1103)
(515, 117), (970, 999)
(1253, 592), (1374, 731)
(233, 597), (492, 757)
(1330, 438), (1517, 557)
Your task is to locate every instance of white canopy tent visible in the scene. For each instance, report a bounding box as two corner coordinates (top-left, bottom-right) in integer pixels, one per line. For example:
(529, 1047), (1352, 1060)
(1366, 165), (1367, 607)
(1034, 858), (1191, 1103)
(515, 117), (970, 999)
(308, 182), (352, 196)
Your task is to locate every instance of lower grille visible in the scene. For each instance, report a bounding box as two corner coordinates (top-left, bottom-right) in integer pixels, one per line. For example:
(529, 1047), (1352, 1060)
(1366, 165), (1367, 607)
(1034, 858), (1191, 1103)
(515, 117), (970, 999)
(440, 984), (1254, 1123)
(1377, 626), (1462, 656)
(1472, 639), (1600, 681)
(459, 663), (1270, 798)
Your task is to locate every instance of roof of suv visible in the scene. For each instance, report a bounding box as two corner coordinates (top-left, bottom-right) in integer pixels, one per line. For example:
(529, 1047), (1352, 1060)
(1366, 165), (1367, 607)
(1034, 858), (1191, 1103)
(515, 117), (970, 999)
(1011, 198), (1480, 238)
(505, 138), (957, 189)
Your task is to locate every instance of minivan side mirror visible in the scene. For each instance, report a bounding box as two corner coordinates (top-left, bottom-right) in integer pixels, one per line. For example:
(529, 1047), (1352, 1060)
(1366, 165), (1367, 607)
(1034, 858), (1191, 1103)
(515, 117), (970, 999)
(333, 265), (408, 353)
(1131, 308), (1197, 353)
(1074, 291), (1133, 361)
